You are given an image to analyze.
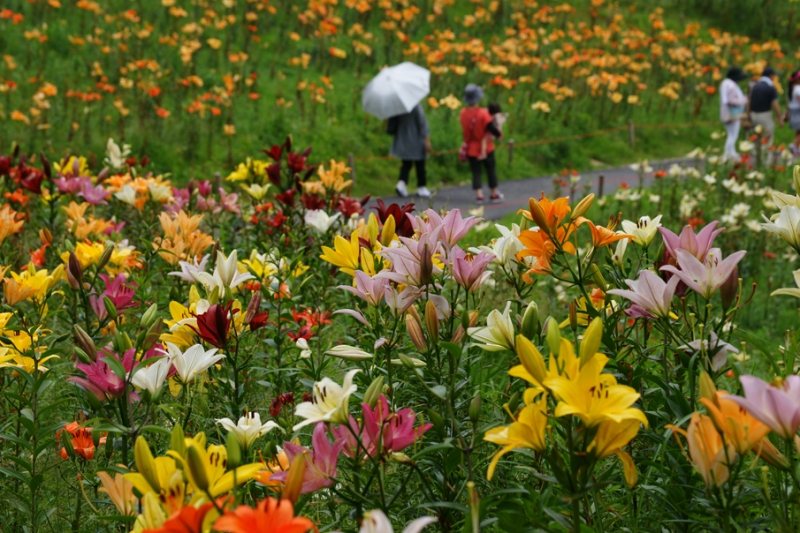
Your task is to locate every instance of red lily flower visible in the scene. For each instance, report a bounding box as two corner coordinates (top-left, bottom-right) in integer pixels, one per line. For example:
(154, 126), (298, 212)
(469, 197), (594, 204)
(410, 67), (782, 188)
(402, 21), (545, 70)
(193, 301), (237, 349)
(372, 199), (416, 237)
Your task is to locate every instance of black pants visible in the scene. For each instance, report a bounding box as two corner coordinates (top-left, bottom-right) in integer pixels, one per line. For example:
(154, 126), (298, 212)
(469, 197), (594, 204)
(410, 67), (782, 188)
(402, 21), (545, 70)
(468, 151), (498, 190)
(399, 159), (427, 187)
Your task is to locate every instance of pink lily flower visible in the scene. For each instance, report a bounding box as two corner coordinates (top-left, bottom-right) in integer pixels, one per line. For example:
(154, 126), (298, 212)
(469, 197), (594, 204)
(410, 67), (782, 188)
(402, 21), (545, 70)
(449, 246), (495, 293)
(659, 221), (724, 262)
(383, 286), (418, 316)
(410, 208), (480, 249)
(68, 348), (137, 402)
(90, 273), (138, 320)
(660, 248), (746, 300)
(729, 375), (800, 439)
(78, 180), (110, 205)
(608, 269), (680, 319)
(338, 270), (388, 306)
(270, 422), (344, 493)
(363, 395), (432, 454)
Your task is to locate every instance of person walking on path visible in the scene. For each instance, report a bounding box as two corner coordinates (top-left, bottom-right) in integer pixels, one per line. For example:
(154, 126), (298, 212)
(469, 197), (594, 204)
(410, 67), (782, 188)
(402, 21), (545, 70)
(460, 84), (503, 203)
(748, 66), (783, 161)
(787, 70), (800, 155)
(391, 103), (431, 198)
(719, 67), (749, 161)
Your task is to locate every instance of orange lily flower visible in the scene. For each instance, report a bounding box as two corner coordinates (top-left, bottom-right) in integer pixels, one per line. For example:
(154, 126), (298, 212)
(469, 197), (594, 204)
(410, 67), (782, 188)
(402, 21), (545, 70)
(700, 391), (770, 455)
(213, 497), (318, 533)
(669, 413), (736, 489)
(579, 214), (633, 248)
(518, 195), (571, 234)
(143, 502), (215, 533)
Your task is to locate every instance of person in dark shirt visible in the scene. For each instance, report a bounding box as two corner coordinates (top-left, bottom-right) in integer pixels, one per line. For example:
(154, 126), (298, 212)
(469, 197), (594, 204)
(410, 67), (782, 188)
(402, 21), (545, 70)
(749, 67), (783, 159)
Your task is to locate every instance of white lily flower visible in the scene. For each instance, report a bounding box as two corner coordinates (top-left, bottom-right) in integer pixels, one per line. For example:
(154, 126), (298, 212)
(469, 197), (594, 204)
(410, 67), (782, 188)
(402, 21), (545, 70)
(148, 183), (172, 202)
(296, 338), (313, 359)
(105, 138), (131, 169)
(114, 185), (137, 206)
(216, 412), (280, 451)
(131, 356), (171, 395)
(467, 302), (515, 352)
(195, 250), (254, 293)
(293, 369), (360, 430)
(304, 209), (341, 234)
(762, 205), (800, 251)
(621, 215), (662, 246)
(359, 509), (437, 533)
(162, 342), (225, 383)
(168, 255), (209, 283)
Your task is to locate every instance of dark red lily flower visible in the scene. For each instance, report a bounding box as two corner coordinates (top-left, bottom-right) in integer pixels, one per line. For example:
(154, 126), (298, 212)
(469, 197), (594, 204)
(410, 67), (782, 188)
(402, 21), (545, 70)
(336, 196), (365, 219)
(13, 162), (44, 194)
(262, 145), (283, 162)
(0, 156), (11, 177)
(276, 189), (296, 206)
(372, 199), (416, 237)
(267, 163), (281, 187)
(301, 193), (325, 210)
(193, 301), (238, 349)
(249, 311), (270, 331)
(286, 324), (313, 341)
(287, 152), (309, 175)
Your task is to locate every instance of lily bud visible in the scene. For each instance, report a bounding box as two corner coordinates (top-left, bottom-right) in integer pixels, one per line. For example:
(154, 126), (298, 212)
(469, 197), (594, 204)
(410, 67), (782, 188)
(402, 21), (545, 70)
(427, 409), (445, 433)
(398, 353), (417, 370)
(142, 321), (163, 351)
(519, 215), (531, 231)
(507, 391), (521, 415)
(405, 313), (426, 352)
(526, 198), (550, 234)
(97, 244), (114, 272)
(451, 324), (465, 344)
(73, 347), (92, 365)
(116, 330), (133, 352)
(185, 444), (210, 492)
(794, 164), (800, 194)
(367, 213), (380, 247)
(568, 302), (578, 331)
(226, 431), (242, 469)
(757, 439), (790, 470)
(520, 301), (539, 340)
(698, 371), (718, 405)
(720, 267), (739, 312)
(425, 299), (439, 345)
(67, 252), (83, 288)
(141, 303), (159, 330)
(590, 264), (607, 292)
(516, 335), (547, 385)
(73, 324), (96, 361)
(468, 310), (479, 327)
(570, 193), (595, 220)
(134, 436), (162, 492)
(469, 392), (481, 424)
(419, 243), (433, 286)
(282, 452), (307, 504)
(103, 296), (118, 322)
(545, 317), (560, 357)
(363, 375), (385, 408)
(243, 291), (262, 325)
(170, 423), (187, 458)
(40, 152), (51, 180)
(381, 214), (396, 247)
(39, 228), (52, 246)
(388, 452), (413, 464)
(579, 317), (603, 368)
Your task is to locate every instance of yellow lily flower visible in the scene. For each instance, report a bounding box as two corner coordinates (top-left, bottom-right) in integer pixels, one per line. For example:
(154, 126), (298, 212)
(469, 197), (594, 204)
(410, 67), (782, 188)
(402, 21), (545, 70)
(61, 241), (105, 269)
(241, 182), (270, 200)
(160, 301), (197, 349)
(320, 230), (360, 276)
(509, 337), (582, 390)
(588, 419), (642, 487)
(544, 354), (648, 428)
(8, 263), (64, 304)
(484, 395), (548, 480)
(0, 347), (59, 373)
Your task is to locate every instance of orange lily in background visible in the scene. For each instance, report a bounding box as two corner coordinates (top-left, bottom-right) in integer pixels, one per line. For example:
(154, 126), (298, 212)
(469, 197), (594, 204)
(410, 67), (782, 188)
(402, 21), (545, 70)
(579, 214), (633, 248)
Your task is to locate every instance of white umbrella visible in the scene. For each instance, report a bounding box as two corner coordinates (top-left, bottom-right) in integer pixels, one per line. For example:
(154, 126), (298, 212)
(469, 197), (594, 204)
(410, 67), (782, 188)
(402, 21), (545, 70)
(362, 62), (430, 120)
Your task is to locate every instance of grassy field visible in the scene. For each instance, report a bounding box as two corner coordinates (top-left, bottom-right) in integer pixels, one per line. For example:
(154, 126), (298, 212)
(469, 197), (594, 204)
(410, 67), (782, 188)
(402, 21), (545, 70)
(1, 0), (798, 195)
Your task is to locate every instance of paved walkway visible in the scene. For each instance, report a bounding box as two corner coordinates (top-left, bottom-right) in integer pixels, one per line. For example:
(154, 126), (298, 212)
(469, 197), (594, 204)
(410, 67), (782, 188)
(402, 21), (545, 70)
(367, 157), (699, 220)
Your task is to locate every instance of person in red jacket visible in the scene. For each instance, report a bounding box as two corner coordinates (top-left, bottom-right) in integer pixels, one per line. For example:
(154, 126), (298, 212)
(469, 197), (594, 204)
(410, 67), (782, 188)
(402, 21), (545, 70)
(460, 84), (503, 203)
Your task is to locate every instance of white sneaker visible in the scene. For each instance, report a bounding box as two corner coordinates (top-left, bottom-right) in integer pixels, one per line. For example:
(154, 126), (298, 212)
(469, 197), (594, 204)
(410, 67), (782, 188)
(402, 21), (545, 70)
(416, 186), (431, 198)
(395, 181), (408, 198)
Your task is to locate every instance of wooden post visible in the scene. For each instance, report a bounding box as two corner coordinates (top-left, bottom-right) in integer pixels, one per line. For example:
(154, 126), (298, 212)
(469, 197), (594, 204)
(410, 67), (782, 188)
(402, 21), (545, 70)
(215, 172), (222, 192)
(508, 139), (515, 165)
(598, 174), (605, 199)
(348, 153), (356, 184)
(628, 120), (635, 148)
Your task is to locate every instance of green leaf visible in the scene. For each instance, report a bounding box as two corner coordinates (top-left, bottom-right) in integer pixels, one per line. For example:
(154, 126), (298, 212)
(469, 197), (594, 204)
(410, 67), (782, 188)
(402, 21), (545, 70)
(139, 425), (172, 436)
(431, 385), (447, 399)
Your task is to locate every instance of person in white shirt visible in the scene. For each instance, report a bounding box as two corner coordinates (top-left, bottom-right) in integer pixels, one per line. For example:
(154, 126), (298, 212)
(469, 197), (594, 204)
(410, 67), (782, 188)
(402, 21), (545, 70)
(788, 71), (800, 155)
(719, 67), (749, 161)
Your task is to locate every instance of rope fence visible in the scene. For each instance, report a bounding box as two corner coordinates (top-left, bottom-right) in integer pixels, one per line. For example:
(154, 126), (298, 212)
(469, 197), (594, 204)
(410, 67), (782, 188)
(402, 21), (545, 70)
(347, 120), (718, 180)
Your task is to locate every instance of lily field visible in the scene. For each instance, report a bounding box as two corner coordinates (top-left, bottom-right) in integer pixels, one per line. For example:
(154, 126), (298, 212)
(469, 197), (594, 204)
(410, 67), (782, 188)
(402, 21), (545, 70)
(4, 1), (800, 533)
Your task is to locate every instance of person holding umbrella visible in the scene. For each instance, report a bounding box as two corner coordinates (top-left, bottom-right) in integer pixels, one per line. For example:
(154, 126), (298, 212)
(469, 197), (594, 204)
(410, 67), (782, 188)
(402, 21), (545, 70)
(389, 103), (432, 198)
(362, 62), (432, 198)
(460, 84), (503, 203)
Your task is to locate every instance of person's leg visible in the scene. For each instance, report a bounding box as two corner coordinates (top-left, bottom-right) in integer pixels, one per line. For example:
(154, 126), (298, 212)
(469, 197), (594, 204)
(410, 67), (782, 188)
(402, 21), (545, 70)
(396, 160), (412, 197)
(469, 157), (484, 200)
(724, 120), (740, 160)
(415, 159), (427, 187)
(484, 151), (501, 200)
